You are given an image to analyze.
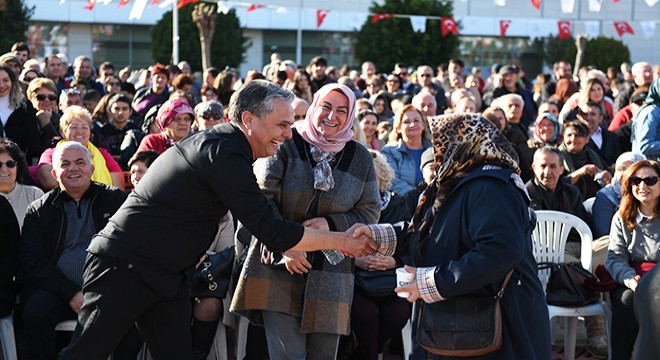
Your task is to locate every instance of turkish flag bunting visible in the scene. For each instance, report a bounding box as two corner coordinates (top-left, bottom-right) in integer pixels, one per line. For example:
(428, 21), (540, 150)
(317, 10), (329, 28)
(177, 0), (198, 9)
(247, 4), (266, 12)
(118, 0), (130, 7)
(150, 0), (159, 5)
(500, 20), (511, 38)
(531, 0), (541, 10)
(614, 21), (635, 36)
(84, 0), (95, 10)
(440, 17), (458, 36)
(613, 0), (620, 2)
(371, 13), (394, 24)
(557, 20), (571, 39)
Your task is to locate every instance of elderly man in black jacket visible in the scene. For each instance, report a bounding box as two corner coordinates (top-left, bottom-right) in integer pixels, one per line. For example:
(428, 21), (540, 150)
(525, 146), (608, 359)
(20, 141), (138, 360)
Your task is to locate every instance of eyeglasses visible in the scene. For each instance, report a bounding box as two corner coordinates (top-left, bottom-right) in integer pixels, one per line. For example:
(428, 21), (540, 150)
(0, 160), (17, 169)
(630, 176), (659, 186)
(24, 76), (35, 82)
(294, 114), (306, 120)
(420, 74), (432, 78)
(36, 93), (57, 101)
(201, 114), (223, 121)
(108, 82), (121, 86)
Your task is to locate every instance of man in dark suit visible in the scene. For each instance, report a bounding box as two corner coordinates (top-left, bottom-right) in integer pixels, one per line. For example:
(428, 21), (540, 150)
(578, 101), (621, 166)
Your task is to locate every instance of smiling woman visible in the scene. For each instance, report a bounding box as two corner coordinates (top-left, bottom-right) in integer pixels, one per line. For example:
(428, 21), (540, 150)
(137, 99), (194, 155)
(0, 139), (44, 229)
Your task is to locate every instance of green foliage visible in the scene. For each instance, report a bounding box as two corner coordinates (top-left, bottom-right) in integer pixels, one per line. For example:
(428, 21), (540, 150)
(151, 5), (249, 72)
(354, 0), (458, 72)
(541, 36), (630, 71)
(0, 0), (34, 53)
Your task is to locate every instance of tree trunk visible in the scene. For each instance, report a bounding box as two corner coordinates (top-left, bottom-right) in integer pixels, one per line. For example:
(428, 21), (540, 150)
(192, 3), (216, 71)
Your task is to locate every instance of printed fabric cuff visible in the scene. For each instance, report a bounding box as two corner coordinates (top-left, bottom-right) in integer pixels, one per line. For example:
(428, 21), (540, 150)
(367, 224), (397, 257)
(417, 266), (444, 303)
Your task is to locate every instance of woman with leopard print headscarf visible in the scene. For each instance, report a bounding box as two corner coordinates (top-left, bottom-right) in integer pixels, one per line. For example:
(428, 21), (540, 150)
(354, 113), (552, 359)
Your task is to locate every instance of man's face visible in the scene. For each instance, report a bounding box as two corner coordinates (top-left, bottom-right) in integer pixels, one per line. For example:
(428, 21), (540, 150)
(59, 94), (82, 111)
(556, 62), (572, 80)
(47, 57), (62, 78)
(152, 73), (168, 92)
(311, 64), (326, 79)
(75, 60), (93, 80)
(51, 148), (94, 194)
(100, 68), (113, 80)
(110, 101), (132, 124)
(532, 152), (563, 192)
(502, 72), (517, 90)
(633, 64), (653, 87)
(396, 67), (409, 83)
(577, 105), (603, 134)
(448, 62), (462, 76)
(6, 61), (20, 77)
(13, 50), (28, 65)
(503, 98), (523, 124)
(417, 67), (433, 86)
(362, 62), (375, 78)
(413, 93), (437, 118)
(243, 98), (294, 159)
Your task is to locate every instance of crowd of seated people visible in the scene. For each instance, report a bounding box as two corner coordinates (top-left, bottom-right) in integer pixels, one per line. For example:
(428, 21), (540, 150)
(2, 40), (660, 359)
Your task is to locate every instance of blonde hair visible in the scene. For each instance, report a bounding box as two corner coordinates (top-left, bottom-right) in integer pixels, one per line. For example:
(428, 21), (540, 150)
(26, 78), (57, 100)
(59, 105), (93, 133)
(369, 149), (395, 192)
(388, 104), (431, 144)
(352, 121), (367, 146)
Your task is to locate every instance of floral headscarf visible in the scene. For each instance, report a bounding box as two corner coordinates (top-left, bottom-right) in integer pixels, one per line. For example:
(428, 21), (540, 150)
(156, 99), (194, 132)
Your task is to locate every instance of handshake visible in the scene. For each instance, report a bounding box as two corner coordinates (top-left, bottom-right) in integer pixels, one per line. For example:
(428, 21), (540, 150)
(339, 223), (376, 258)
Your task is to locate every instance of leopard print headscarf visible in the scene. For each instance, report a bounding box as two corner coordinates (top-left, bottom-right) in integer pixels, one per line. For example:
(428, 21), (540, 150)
(409, 113), (523, 260)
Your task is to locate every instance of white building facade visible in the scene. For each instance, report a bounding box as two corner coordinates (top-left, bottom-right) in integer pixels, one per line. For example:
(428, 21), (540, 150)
(24, 0), (660, 75)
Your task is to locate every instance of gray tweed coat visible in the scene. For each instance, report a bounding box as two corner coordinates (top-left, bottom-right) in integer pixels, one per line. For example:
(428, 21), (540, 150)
(230, 129), (380, 335)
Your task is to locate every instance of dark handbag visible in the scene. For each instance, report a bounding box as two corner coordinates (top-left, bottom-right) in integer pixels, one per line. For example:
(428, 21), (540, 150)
(537, 262), (599, 306)
(416, 271), (513, 357)
(190, 246), (235, 298)
(354, 269), (397, 299)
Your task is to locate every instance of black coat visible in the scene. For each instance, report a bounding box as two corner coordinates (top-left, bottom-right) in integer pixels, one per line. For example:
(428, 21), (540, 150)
(20, 183), (127, 303)
(3, 101), (56, 164)
(0, 197), (20, 317)
(396, 166), (551, 360)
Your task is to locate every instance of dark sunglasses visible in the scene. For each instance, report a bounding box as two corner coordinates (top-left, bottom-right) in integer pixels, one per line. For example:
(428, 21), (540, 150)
(630, 176), (659, 186)
(0, 160), (17, 168)
(24, 76), (36, 82)
(108, 81), (121, 86)
(36, 93), (57, 101)
(201, 114), (223, 120)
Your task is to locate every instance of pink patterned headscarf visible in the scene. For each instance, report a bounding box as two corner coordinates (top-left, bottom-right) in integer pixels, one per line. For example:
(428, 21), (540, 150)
(295, 83), (356, 153)
(156, 99), (194, 131)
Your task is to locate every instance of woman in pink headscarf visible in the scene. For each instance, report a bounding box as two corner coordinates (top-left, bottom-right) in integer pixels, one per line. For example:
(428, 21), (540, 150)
(231, 83), (380, 360)
(137, 99), (194, 154)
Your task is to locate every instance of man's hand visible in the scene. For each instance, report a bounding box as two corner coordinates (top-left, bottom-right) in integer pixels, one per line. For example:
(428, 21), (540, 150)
(283, 250), (312, 275)
(348, 223), (372, 240)
(69, 291), (84, 314)
(302, 217), (329, 231)
(341, 232), (377, 258)
(395, 265), (420, 303)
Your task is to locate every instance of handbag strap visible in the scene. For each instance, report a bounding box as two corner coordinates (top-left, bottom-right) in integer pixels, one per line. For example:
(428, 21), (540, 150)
(497, 270), (515, 299)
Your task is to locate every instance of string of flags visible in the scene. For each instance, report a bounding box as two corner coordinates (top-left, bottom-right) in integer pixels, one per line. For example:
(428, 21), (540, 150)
(61, 1), (657, 39)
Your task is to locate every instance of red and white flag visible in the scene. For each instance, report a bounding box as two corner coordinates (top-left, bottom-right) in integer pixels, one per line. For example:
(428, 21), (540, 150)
(557, 20), (571, 39)
(440, 17), (458, 36)
(84, 0), (95, 10)
(531, 0), (541, 10)
(371, 13), (394, 24)
(118, 0), (129, 7)
(246, 4), (265, 13)
(150, 0), (159, 5)
(317, 10), (329, 28)
(614, 21), (635, 37)
(500, 20), (511, 38)
(177, 0), (197, 9)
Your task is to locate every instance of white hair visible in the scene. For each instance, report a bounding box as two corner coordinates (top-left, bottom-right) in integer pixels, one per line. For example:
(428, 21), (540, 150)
(52, 141), (92, 167)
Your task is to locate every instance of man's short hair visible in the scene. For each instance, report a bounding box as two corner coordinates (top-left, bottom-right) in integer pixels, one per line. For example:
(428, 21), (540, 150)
(533, 146), (563, 164)
(228, 80), (294, 125)
(73, 55), (92, 69)
(204, 67), (220, 79)
(108, 93), (132, 108)
(449, 58), (464, 69)
(563, 120), (590, 138)
(11, 42), (29, 56)
(52, 141), (92, 168)
(128, 150), (159, 169)
(493, 93), (524, 107)
(99, 61), (114, 72)
(309, 56), (327, 67)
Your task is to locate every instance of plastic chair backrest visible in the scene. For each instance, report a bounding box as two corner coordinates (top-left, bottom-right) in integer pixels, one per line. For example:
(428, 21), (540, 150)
(531, 210), (593, 290)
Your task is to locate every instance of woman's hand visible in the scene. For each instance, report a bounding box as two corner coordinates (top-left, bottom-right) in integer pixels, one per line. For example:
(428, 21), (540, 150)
(36, 109), (52, 127)
(355, 255), (396, 271)
(395, 265), (420, 303)
(283, 250), (312, 275)
(624, 275), (641, 292)
(302, 217), (329, 231)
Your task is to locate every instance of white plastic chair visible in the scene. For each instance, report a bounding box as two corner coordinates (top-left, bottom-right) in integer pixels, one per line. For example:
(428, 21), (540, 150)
(531, 210), (612, 360)
(0, 313), (17, 360)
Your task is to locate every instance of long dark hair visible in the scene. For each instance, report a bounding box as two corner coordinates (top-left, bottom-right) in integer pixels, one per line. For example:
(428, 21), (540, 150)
(619, 160), (660, 230)
(0, 64), (25, 109)
(0, 138), (30, 184)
